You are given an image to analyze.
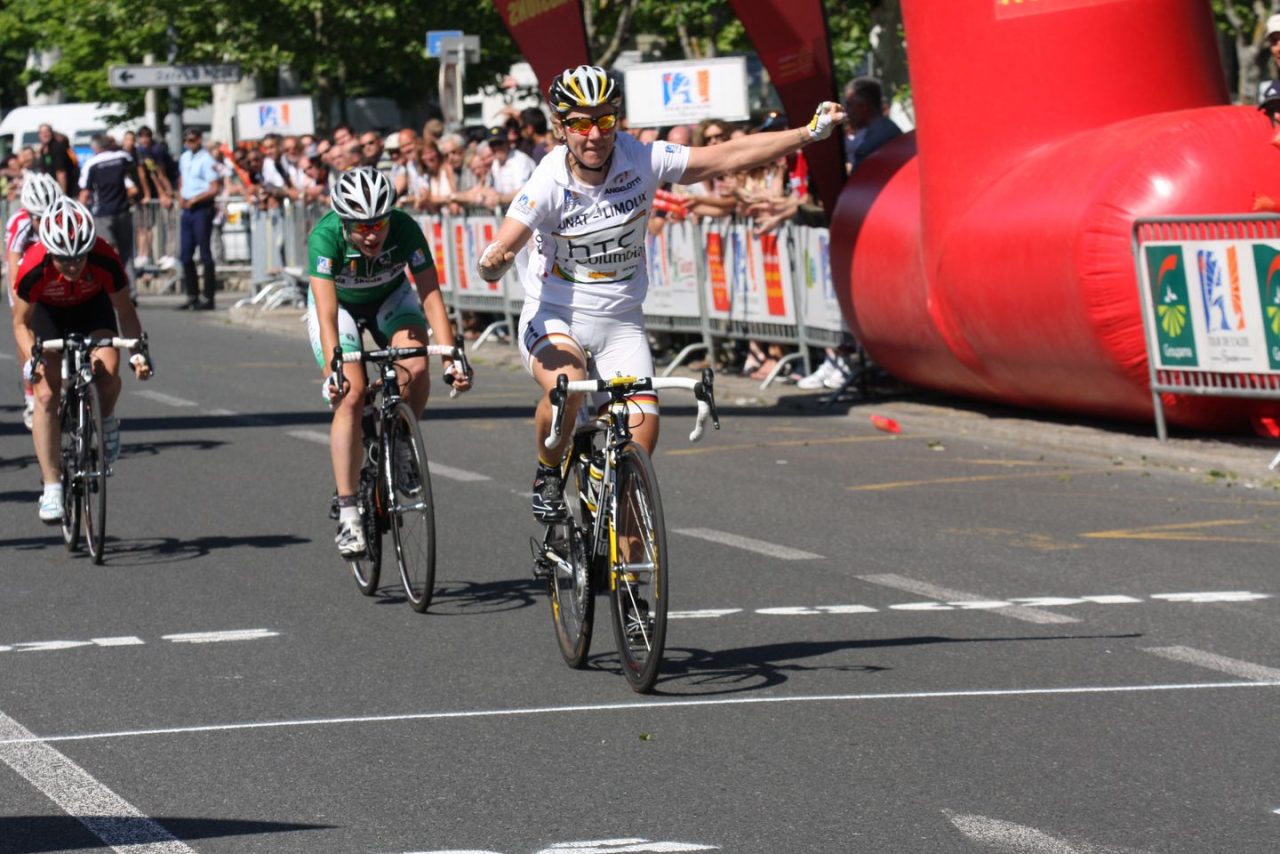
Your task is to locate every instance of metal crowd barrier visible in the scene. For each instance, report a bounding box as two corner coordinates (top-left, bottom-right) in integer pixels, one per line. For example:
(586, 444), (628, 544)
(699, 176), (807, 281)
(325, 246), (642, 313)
(1131, 214), (1280, 440)
(244, 202), (852, 385)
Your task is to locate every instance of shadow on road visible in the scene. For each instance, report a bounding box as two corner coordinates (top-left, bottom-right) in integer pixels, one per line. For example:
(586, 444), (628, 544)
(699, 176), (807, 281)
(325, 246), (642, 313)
(0, 815), (331, 854)
(94, 534), (311, 566)
(121, 438), (227, 458)
(610, 632), (1146, 696)
(0, 490), (37, 504)
(420, 577), (543, 615)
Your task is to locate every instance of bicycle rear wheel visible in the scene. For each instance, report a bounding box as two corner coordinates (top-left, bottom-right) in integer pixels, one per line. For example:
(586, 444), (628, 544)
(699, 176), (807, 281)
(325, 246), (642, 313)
(386, 402), (435, 613)
(80, 384), (107, 564)
(547, 451), (595, 668)
(608, 442), (668, 693)
(349, 457), (383, 595)
(59, 399), (80, 552)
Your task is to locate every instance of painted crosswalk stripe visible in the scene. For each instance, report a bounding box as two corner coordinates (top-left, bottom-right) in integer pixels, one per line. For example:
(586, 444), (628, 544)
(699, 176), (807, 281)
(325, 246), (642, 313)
(1142, 646), (1280, 681)
(673, 528), (822, 560)
(134, 390), (198, 407)
(858, 573), (1079, 624)
(287, 430), (331, 445)
(0, 708), (195, 852)
(428, 462), (491, 482)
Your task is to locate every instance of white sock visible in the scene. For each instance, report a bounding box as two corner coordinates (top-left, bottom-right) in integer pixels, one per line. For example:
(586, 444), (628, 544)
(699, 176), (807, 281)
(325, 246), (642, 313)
(338, 506), (360, 524)
(43, 482), (62, 499)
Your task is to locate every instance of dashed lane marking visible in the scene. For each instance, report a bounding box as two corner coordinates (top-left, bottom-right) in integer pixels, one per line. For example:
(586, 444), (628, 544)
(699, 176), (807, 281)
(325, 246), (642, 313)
(850, 468), (1110, 492)
(858, 573), (1079, 624)
(429, 462), (492, 482)
(2, 681), (1275, 747)
(287, 429), (331, 445)
(0, 708), (195, 852)
(944, 810), (1148, 853)
(673, 528), (822, 560)
(133, 390), (198, 407)
(1142, 646), (1280, 682)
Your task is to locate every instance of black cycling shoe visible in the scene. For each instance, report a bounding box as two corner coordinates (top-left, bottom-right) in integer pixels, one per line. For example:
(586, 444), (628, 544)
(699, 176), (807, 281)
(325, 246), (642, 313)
(531, 463), (569, 523)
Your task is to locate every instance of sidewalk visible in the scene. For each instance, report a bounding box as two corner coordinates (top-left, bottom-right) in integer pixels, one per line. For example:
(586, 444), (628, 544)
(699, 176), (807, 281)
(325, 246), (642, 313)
(223, 302), (1280, 490)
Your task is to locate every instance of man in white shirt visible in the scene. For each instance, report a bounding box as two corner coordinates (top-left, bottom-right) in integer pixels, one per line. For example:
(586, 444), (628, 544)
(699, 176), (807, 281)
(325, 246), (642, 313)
(485, 126), (535, 207)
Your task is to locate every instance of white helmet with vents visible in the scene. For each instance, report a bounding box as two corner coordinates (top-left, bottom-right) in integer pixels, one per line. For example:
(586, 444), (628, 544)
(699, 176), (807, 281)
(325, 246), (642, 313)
(20, 173), (62, 218)
(547, 65), (621, 115)
(330, 167), (395, 221)
(38, 197), (96, 258)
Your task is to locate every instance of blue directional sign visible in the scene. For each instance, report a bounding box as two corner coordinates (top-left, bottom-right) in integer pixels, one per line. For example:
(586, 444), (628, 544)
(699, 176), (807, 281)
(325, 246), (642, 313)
(426, 30), (464, 58)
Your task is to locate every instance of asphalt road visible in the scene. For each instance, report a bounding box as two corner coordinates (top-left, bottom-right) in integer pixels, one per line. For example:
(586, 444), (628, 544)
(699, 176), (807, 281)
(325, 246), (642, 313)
(1, 301), (1278, 854)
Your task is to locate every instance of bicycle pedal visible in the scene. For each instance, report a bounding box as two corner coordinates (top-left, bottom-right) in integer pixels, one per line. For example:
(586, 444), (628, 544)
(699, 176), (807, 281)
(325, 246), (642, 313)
(531, 560), (552, 581)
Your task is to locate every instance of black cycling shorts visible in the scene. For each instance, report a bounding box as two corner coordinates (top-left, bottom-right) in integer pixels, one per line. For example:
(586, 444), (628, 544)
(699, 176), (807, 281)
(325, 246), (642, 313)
(30, 291), (118, 341)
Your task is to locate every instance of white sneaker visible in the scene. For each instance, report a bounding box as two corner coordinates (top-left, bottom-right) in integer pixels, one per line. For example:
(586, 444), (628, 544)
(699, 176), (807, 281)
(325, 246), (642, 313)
(823, 357), (854, 390)
(22, 396), (34, 431)
(335, 518), (367, 558)
(135, 254), (152, 268)
(38, 491), (62, 524)
(796, 359), (837, 390)
(157, 255), (177, 271)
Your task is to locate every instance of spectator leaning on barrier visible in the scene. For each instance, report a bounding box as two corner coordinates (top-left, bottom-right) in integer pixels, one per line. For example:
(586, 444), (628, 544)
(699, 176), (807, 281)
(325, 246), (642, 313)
(79, 134), (139, 301)
(452, 141), (497, 211)
(176, 128), (222, 311)
(359, 131), (384, 169)
(486, 126), (536, 208)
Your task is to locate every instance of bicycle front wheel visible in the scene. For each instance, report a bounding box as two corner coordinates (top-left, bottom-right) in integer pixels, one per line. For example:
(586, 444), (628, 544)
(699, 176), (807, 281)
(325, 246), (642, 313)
(548, 451), (595, 668)
(80, 384), (107, 564)
(608, 442), (669, 693)
(386, 402), (436, 613)
(349, 458), (383, 596)
(59, 399), (80, 552)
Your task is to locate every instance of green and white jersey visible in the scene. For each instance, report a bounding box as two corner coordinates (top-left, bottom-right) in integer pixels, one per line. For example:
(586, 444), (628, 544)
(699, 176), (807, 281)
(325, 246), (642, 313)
(307, 209), (435, 305)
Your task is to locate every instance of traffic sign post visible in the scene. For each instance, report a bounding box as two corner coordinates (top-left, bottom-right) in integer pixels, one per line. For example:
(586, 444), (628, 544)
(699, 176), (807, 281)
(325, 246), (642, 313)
(425, 30), (464, 58)
(109, 64), (242, 89)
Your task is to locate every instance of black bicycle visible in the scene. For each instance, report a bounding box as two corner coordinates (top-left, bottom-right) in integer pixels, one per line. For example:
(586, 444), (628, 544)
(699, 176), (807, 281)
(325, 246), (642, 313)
(32, 333), (150, 565)
(330, 342), (470, 612)
(534, 368), (719, 693)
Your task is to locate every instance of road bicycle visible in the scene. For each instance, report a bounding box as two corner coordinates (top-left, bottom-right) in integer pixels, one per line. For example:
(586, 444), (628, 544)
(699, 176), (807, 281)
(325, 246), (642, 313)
(330, 341), (470, 612)
(32, 333), (150, 565)
(534, 368), (720, 693)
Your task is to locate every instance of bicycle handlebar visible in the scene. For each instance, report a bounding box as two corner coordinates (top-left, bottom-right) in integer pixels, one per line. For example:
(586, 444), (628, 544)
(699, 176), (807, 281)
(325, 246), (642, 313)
(545, 368), (720, 449)
(33, 332), (153, 376)
(329, 343), (472, 399)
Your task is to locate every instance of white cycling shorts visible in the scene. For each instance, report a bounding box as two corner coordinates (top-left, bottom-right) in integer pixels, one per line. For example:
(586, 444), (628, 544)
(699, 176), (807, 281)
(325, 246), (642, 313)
(518, 300), (659, 418)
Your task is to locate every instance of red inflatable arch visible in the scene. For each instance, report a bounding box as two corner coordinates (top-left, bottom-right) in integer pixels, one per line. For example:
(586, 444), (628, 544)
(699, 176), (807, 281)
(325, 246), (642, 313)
(831, 0), (1280, 430)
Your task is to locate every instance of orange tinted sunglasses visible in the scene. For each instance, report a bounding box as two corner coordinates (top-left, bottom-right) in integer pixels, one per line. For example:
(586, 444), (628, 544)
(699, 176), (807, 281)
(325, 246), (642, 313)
(564, 113), (618, 135)
(345, 217), (389, 235)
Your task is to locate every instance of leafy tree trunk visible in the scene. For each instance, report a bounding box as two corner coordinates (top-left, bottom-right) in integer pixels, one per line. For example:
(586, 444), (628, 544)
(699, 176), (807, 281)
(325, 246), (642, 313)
(1221, 0), (1280, 104)
(870, 0), (907, 98)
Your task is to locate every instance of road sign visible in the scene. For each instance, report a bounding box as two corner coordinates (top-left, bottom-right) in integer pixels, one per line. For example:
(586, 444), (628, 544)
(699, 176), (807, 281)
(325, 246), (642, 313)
(108, 64), (242, 89)
(425, 30), (464, 58)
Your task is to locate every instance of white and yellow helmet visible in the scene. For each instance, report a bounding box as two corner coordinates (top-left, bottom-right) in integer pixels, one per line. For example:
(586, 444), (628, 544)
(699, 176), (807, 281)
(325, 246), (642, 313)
(547, 65), (621, 116)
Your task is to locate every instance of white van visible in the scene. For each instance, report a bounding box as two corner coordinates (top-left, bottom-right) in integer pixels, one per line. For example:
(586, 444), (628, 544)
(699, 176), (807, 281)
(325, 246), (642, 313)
(0, 102), (140, 162)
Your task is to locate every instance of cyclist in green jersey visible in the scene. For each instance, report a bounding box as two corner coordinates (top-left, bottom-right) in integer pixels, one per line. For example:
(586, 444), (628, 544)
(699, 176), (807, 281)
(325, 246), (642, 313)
(306, 167), (470, 558)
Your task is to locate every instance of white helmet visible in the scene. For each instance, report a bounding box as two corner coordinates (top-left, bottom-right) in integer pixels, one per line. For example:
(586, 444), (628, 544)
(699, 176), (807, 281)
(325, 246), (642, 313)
(20, 173), (62, 218)
(39, 198), (96, 258)
(330, 167), (395, 221)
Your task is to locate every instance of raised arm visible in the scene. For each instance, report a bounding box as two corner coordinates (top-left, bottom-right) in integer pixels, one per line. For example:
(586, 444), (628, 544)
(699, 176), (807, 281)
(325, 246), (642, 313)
(679, 102), (845, 186)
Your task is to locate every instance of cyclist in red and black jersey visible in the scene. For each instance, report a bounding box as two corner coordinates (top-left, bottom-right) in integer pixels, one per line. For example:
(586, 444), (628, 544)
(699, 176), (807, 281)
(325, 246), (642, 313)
(11, 197), (152, 523)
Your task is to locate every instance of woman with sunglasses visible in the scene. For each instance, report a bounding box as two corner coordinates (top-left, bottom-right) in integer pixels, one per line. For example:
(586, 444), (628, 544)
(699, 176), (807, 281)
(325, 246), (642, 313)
(306, 166), (471, 558)
(477, 64), (845, 522)
(12, 198), (152, 523)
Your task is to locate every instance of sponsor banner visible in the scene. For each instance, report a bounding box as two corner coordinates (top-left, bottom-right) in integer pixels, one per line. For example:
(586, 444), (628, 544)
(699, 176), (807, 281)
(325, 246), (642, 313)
(643, 219), (701, 318)
(702, 221), (796, 324)
(623, 57), (750, 128)
(799, 226), (843, 333)
(493, 0), (589, 91)
(1140, 240), (1280, 372)
(728, 0), (844, 217)
(236, 97), (314, 141)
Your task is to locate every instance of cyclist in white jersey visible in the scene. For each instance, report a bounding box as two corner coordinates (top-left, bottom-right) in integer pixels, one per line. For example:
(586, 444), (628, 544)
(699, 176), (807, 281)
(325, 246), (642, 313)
(477, 64), (844, 521)
(7, 174), (63, 429)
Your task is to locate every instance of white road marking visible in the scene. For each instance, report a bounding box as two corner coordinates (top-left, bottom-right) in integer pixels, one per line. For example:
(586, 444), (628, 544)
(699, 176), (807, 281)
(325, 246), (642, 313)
(0, 351), (13, 360)
(1142, 646), (1280, 681)
(945, 810), (1147, 853)
(673, 528), (822, 560)
(1150, 591), (1270, 603)
(428, 462), (492, 482)
(538, 841), (718, 853)
(133, 390), (198, 407)
(0, 708), (195, 853)
(287, 429), (331, 445)
(3, 680), (1275, 747)
(859, 573), (1080, 624)
(162, 629), (279, 644)
(669, 609), (743, 619)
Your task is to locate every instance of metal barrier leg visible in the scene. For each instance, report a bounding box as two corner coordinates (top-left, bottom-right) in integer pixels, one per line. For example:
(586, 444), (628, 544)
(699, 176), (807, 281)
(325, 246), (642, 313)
(758, 351), (805, 390)
(1152, 391), (1168, 441)
(472, 319), (511, 350)
(660, 342), (709, 377)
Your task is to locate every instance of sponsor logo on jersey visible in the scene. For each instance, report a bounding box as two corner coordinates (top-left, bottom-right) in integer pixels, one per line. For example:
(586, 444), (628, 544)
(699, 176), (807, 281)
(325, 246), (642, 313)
(605, 174), (643, 195)
(410, 248), (427, 267)
(316, 257), (333, 274)
(558, 192), (649, 231)
(665, 144), (679, 154)
(515, 193), (536, 214)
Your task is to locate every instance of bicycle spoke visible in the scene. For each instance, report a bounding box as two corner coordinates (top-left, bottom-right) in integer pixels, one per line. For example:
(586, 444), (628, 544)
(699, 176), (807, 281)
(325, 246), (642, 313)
(388, 404), (435, 613)
(608, 443), (668, 693)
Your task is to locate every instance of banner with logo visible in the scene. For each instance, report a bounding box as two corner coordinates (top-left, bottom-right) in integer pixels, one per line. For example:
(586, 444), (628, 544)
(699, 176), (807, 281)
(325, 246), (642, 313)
(702, 221), (796, 325)
(643, 219), (701, 318)
(493, 0), (590, 91)
(623, 57), (750, 128)
(797, 226), (844, 333)
(1139, 240), (1280, 372)
(728, 0), (844, 216)
(235, 97), (315, 141)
